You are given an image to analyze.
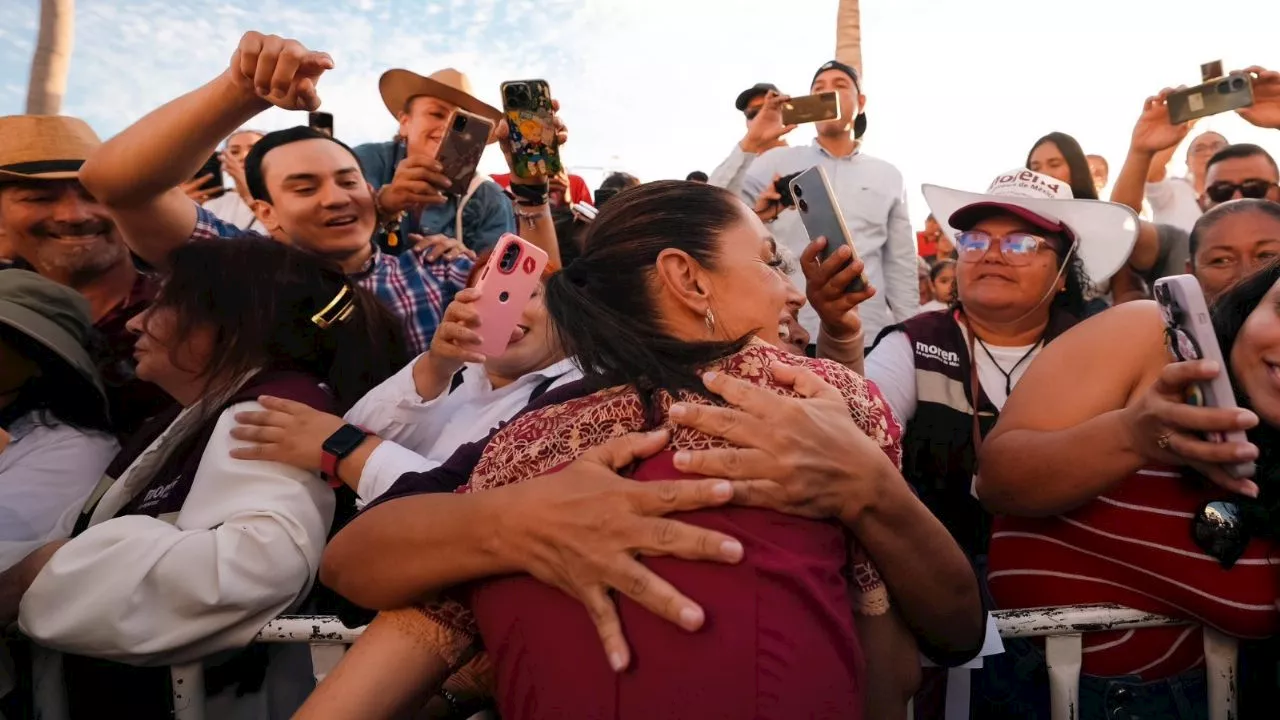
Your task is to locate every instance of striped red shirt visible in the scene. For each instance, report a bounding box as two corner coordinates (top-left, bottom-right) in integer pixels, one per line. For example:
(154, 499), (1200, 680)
(988, 467), (1280, 680)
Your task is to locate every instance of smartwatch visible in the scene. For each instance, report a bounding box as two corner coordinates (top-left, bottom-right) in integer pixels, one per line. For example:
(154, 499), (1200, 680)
(321, 424), (369, 481)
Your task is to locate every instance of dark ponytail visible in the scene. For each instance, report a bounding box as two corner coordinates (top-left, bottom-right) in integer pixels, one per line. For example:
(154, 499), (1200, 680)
(154, 238), (407, 412)
(545, 180), (752, 408)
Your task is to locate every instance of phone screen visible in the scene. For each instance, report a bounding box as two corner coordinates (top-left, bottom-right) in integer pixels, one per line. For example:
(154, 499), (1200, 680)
(309, 112), (334, 137)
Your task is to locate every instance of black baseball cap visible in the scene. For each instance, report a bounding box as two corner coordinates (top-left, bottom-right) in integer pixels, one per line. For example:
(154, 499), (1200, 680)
(812, 60), (867, 139)
(734, 83), (780, 112)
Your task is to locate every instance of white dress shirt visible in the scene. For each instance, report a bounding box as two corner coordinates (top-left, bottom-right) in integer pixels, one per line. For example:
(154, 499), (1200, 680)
(0, 415), (117, 565)
(344, 356), (582, 502)
(20, 402), (333, 665)
(738, 141), (920, 342)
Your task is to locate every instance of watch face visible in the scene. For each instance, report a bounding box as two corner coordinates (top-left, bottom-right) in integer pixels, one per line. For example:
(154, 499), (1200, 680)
(323, 424), (368, 458)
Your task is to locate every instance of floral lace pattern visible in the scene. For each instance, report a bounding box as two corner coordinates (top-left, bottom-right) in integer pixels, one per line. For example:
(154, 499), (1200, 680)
(415, 342), (903, 643)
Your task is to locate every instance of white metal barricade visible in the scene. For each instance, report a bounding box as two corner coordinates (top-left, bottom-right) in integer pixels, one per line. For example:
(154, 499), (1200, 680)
(167, 604), (1238, 720)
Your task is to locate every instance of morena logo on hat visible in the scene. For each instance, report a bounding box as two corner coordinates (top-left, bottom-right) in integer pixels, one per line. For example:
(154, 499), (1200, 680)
(985, 169), (1074, 201)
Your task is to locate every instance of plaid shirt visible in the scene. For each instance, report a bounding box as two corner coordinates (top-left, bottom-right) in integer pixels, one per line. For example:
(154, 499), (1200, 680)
(191, 206), (472, 353)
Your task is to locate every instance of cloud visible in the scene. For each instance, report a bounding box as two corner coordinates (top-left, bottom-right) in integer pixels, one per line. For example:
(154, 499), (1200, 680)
(5, 0), (1280, 225)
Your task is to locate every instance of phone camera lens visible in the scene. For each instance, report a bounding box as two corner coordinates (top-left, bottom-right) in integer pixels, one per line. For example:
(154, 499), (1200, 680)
(792, 184), (803, 199)
(797, 198), (809, 213)
(1231, 77), (1246, 91)
(498, 291), (510, 303)
(452, 114), (467, 132)
(1218, 80), (1233, 94)
(499, 243), (521, 272)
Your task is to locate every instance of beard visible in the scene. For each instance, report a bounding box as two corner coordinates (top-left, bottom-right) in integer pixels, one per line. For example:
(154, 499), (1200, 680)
(33, 230), (129, 286)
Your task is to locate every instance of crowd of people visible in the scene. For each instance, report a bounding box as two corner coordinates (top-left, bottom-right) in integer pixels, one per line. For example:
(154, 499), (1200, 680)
(1, 26), (1280, 720)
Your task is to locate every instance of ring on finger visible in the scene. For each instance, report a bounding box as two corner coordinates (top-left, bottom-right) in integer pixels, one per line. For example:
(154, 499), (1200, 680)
(1157, 432), (1173, 450)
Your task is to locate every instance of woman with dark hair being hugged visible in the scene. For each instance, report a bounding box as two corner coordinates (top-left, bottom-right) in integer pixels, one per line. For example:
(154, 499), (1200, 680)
(0, 238), (405, 720)
(303, 180), (983, 720)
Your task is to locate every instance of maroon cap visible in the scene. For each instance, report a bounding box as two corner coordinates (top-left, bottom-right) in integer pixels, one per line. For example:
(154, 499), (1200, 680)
(949, 201), (1065, 234)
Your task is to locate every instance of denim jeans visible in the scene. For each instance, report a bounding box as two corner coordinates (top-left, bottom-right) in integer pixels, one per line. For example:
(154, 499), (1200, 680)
(972, 635), (1208, 720)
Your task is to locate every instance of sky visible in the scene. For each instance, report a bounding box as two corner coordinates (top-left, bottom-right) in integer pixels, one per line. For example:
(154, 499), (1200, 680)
(2, 0), (1279, 227)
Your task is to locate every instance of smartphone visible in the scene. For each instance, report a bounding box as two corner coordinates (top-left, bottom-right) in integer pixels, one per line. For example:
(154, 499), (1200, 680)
(789, 166), (868, 293)
(780, 92), (841, 126)
(1167, 73), (1254, 125)
(309, 112), (334, 137)
(1153, 275), (1255, 478)
(472, 234), (549, 358)
(500, 79), (562, 180)
(192, 153), (225, 199)
(435, 109), (495, 196)
(774, 171), (803, 209)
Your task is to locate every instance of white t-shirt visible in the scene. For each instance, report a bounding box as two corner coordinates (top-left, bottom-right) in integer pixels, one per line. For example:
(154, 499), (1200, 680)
(865, 326), (1041, 426)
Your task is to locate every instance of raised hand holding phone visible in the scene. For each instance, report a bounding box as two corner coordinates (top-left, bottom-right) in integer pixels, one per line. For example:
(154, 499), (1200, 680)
(471, 234), (549, 357)
(1128, 275), (1262, 494)
(790, 166), (869, 293)
(742, 93), (796, 154)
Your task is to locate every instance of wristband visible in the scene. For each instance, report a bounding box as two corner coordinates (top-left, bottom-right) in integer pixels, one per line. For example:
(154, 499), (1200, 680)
(509, 182), (550, 206)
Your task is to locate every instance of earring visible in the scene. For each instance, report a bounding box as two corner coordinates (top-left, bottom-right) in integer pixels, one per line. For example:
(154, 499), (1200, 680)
(705, 307), (716, 334)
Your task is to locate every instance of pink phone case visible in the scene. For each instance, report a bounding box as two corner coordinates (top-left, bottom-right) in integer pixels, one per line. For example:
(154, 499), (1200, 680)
(1153, 274), (1255, 478)
(471, 234), (549, 358)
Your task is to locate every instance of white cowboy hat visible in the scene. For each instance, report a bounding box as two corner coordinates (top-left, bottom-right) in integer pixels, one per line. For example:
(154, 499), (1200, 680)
(922, 168), (1139, 281)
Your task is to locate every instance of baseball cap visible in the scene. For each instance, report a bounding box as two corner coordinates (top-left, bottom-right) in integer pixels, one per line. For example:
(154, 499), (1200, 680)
(811, 60), (867, 139)
(734, 83), (780, 112)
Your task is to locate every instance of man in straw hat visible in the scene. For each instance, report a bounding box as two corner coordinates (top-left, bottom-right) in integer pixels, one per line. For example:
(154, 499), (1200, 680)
(80, 31), (563, 356)
(0, 115), (170, 439)
(353, 67), (515, 255)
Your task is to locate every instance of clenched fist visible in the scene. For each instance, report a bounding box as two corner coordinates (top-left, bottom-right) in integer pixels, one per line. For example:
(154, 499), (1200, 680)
(226, 31), (334, 112)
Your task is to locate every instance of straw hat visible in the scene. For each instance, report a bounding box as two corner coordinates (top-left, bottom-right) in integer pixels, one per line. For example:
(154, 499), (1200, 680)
(923, 168), (1140, 282)
(0, 115), (101, 182)
(0, 271), (107, 409)
(378, 68), (503, 125)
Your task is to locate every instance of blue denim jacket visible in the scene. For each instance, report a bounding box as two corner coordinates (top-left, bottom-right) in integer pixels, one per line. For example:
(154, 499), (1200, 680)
(353, 140), (514, 254)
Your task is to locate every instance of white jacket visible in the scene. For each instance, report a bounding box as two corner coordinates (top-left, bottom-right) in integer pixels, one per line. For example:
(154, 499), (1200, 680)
(19, 402), (334, 719)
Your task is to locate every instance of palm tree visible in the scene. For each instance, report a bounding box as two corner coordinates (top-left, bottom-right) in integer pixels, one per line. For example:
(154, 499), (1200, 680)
(26, 0), (75, 115)
(834, 0), (862, 75)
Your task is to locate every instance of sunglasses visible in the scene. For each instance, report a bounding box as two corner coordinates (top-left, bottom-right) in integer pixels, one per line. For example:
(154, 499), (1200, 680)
(955, 230), (1056, 266)
(1204, 179), (1278, 204)
(1193, 500), (1250, 569)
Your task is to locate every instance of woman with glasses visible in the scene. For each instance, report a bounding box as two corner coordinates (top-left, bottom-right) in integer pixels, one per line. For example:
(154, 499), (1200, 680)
(975, 260), (1280, 718)
(863, 169), (1137, 717)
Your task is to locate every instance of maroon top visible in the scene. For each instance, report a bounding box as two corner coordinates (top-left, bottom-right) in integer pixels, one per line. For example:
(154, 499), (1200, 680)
(470, 452), (866, 720)
(410, 344), (903, 719)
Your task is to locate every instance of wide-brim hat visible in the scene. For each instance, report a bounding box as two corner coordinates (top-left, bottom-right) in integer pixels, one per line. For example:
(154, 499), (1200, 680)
(0, 271), (106, 408)
(922, 168), (1139, 281)
(0, 115), (101, 182)
(379, 68), (503, 137)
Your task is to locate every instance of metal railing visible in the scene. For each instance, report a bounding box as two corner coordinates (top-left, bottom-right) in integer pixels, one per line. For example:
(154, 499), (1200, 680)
(168, 604), (1238, 720)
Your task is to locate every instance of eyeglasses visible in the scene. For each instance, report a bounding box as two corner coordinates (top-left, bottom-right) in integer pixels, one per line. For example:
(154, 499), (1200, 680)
(1204, 179), (1279, 203)
(955, 230), (1057, 266)
(1193, 500), (1250, 569)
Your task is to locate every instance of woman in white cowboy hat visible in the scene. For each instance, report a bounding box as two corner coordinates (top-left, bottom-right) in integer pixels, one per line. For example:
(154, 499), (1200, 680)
(862, 168), (1138, 712)
(0, 271), (117, 570)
